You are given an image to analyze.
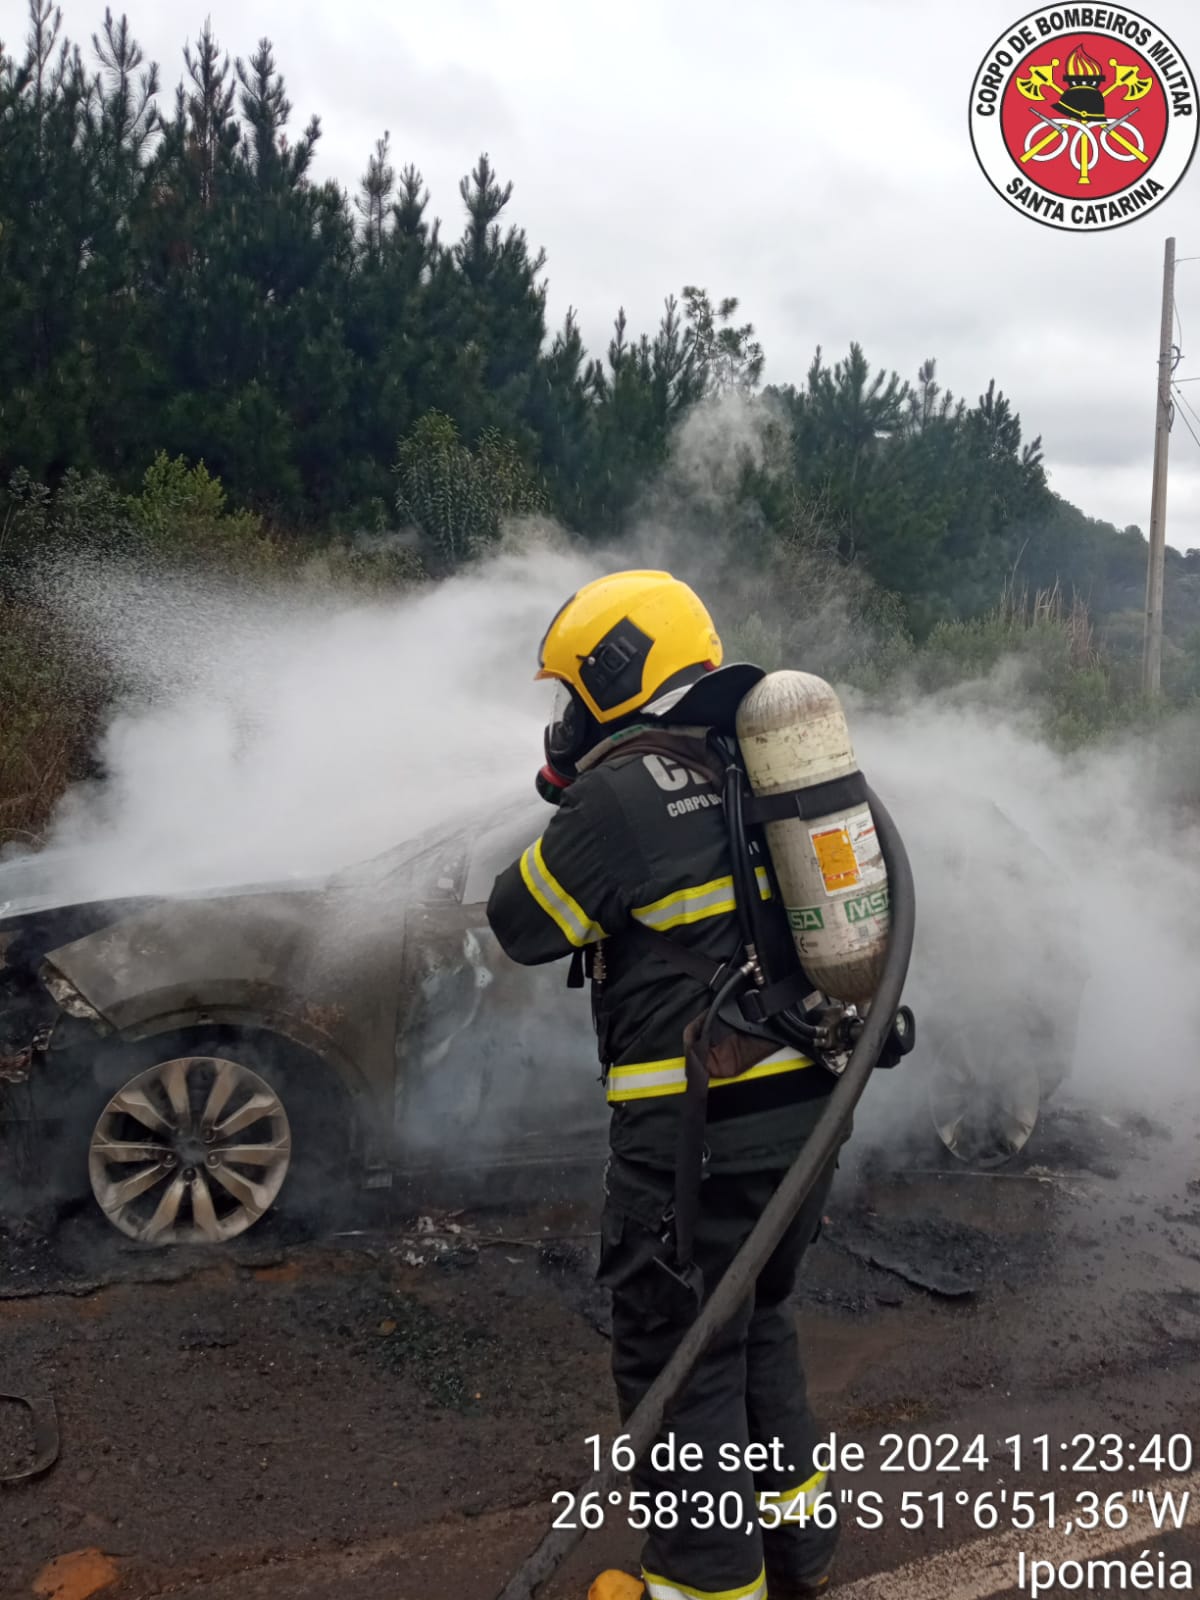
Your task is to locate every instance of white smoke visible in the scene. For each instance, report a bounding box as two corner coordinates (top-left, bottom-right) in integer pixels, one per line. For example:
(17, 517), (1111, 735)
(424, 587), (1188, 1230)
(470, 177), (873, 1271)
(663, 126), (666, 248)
(24, 533), (600, 905)
(856, 695), (1200, 1145)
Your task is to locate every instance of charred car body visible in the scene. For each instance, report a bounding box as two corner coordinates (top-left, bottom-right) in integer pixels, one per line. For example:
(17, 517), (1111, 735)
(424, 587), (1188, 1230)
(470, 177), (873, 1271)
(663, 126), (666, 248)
(0, 788), (1086, 1245)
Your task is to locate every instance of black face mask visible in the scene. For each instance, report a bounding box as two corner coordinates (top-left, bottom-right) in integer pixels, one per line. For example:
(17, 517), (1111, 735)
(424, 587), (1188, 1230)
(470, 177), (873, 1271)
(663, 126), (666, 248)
(543, 682), (597, 779)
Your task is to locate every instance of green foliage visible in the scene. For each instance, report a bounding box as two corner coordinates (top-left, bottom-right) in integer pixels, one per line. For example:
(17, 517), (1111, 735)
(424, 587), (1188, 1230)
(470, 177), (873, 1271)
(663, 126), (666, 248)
(303, 538), (426, 594)
(1162, 626), (1200, 707)
(1, 453), (273, 577)
(0, 599), (102, 846)
(1, 465), (134, 574)
(393, 412), (547, 571)
(702, 475), (915, 692)
(128, 452), (273, 567)
(681, 287), (764, 395)
(909, 587), (1139, 749)
(136, 452), (228, 525)
(767, 354), (1049, 632)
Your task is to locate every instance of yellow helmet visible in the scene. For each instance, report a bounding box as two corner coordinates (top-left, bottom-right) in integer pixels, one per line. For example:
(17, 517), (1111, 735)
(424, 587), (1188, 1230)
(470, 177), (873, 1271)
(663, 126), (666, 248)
(537, 570), (723, 724)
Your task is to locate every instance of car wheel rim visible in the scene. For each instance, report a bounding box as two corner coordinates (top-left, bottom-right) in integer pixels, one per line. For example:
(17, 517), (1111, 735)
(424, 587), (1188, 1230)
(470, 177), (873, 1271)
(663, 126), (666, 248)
(927, 1029), (1041, 1168)
(88, 1055), (292, 1244)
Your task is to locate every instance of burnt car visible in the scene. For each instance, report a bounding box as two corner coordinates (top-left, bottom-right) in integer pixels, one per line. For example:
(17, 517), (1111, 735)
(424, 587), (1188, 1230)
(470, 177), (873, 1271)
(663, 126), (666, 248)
(0, 788), (1086, 1245)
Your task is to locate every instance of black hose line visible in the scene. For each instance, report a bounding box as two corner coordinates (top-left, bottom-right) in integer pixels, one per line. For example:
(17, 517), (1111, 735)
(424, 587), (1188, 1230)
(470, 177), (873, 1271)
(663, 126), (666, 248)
(723, 758), (822, 1054)
(494, 784), (915, 1600)
(723, 762), (762, 960)
(672, 957), (753, 1272)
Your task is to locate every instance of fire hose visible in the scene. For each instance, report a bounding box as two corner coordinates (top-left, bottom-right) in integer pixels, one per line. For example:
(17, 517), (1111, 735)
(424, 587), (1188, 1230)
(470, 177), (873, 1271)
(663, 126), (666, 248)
(495, 784), (915, 1600)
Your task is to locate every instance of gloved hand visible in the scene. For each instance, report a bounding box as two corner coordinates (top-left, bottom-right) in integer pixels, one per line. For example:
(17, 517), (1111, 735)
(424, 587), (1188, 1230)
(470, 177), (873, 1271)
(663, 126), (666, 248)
(682, 1012), (781, 1080)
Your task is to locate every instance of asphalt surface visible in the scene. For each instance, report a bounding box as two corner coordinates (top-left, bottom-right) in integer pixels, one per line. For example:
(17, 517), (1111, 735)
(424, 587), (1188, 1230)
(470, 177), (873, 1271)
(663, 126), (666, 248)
(3, 1093), (1200, 1600)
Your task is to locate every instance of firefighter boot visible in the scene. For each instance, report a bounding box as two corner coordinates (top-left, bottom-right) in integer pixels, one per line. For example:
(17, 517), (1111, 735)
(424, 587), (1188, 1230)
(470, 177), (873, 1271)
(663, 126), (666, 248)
(588, 1574), (645, 1600)
(765, 1562), (833, 1597)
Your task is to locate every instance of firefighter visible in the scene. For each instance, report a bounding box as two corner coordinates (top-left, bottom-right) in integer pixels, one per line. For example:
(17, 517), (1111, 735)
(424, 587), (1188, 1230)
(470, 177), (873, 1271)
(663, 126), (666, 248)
(487, 570), (842, 1600)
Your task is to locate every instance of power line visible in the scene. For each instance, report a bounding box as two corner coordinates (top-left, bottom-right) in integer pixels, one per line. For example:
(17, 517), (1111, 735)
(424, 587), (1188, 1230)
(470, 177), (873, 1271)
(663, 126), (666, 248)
(1177, 380), (1200, 438)
(1176, 384), (1200, 431)
(1174, 406), (1200, 455)
(1172, 389), (1200, 455)
(1176, 296), (1184, 349)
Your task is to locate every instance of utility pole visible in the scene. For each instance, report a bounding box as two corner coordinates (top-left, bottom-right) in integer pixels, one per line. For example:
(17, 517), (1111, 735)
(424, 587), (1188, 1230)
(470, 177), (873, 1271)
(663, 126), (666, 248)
(1142, 235), (1176, 698)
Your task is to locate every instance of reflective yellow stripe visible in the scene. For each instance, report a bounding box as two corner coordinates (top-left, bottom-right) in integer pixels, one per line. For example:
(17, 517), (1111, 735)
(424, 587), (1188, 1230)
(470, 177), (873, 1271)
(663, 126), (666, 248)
(607, 1048), (812, 1103)
(710, 1049), (813, 1088)
(607, 1059), (687, 1099)
(631, 867), (771, 933)
(643, 1567), (766, 1600)
(633, 876), (735, 930)
(518, 836), (606, 948)
(758, 1467), (829, 1521)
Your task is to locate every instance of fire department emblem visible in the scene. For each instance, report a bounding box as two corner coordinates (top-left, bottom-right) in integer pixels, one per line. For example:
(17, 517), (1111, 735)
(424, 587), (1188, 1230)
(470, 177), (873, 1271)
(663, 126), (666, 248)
(970, 6), (1197, 231)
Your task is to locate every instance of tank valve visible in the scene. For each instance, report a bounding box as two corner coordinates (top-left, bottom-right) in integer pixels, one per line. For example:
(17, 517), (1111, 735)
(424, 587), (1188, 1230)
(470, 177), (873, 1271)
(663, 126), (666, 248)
(843, 1004), (916, 1069)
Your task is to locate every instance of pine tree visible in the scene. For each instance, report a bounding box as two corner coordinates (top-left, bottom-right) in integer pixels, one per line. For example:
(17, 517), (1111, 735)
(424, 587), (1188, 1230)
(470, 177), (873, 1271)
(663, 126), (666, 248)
(78, 8), (161, 475)
(0, 2), (92, 478)
(357, 132), (395, 261)
(681, 287), (764, 395)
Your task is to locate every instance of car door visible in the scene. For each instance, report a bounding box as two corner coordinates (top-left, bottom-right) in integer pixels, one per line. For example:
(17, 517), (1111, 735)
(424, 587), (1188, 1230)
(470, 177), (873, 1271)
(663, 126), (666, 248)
(391, 801), (607, 1181)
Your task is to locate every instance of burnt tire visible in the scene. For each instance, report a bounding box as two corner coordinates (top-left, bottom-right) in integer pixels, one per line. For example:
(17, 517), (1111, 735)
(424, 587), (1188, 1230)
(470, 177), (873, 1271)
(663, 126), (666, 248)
(51, 1028), (356, 1245)
(923, 1019), (1042, 1169)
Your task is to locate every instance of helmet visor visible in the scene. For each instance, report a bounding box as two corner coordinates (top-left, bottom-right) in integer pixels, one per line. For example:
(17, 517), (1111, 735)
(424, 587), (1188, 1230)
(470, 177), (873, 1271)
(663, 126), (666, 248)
(544, 679), (600, 777)
(545, 681), (578, 765)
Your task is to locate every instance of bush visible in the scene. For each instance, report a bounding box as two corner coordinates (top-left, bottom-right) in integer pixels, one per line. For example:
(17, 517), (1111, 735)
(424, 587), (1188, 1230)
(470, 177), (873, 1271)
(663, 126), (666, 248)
(0, 599), (103, 846)
(903, 585), (1143, 748)
(1, 455), (278, 582)
(393, 411), (548, 571)
(128, 454), (276, 570)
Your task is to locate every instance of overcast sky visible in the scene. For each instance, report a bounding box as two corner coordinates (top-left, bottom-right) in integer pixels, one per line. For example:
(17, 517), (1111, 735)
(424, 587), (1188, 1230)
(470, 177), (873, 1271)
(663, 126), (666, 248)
(5, 0), (1199, 547)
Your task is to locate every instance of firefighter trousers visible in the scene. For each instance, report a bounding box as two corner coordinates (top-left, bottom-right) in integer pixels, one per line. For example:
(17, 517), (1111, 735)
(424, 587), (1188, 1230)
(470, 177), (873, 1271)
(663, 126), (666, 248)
(598, 1146), (839, 1600)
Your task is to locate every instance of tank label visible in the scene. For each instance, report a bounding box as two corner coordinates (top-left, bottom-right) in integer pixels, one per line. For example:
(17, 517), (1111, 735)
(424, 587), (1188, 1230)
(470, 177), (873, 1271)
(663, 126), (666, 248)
(847, 810), (878, 869)
(788, 905), (826, 932)
(809, 810), (884, 897)
(810, 822), (862, 894)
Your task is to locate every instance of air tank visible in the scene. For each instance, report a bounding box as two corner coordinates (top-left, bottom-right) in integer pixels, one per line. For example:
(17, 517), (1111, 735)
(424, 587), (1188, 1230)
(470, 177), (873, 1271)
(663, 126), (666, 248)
(735, 670), (889, 1004)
